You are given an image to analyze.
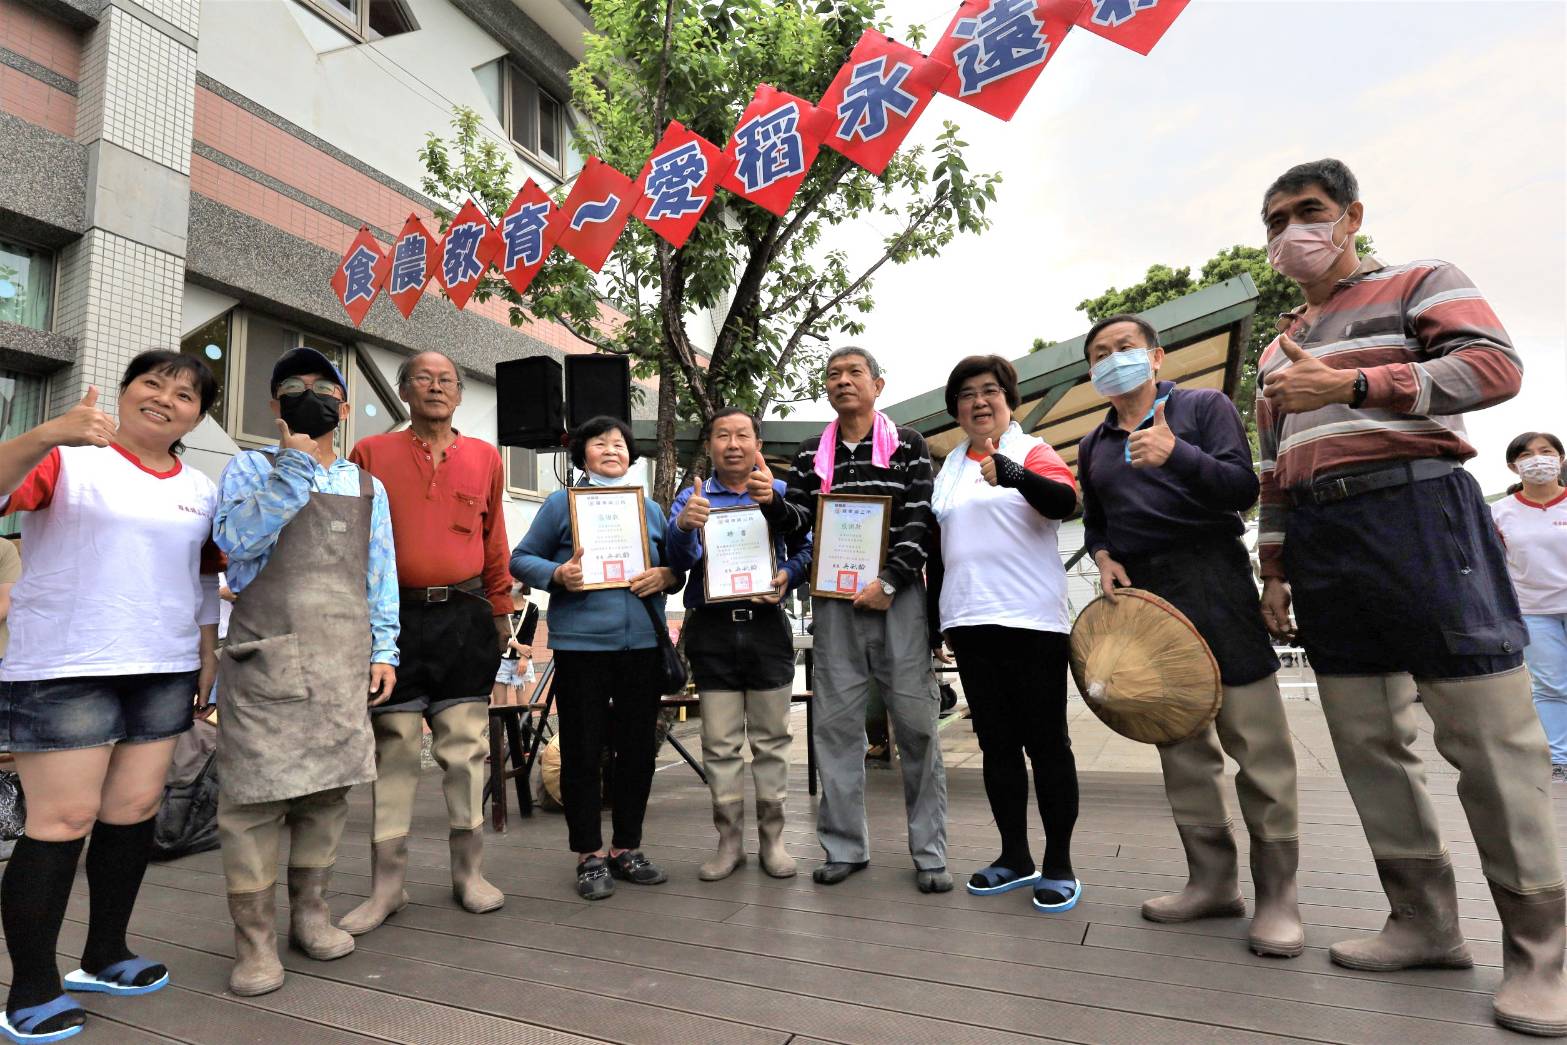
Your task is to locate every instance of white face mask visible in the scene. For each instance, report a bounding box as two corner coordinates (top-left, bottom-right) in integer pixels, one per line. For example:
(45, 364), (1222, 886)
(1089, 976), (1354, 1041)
(1519, 454), (1562, 485)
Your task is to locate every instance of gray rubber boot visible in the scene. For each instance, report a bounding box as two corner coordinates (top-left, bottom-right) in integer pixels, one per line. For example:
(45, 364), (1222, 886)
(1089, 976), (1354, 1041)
(1490, 882), (1567, 1037)
(1141, 824), (1248, 923)
(757, 800), (797, 878)
(227, 887), (284, 997)
(1248, 838), (1305, 958)
(700, 800), (747, 881)
(337, 836), (410, 935)
(287, 866), (355, 960)
(450, 829), (505, 913)
(1329, 856), (1474, 971)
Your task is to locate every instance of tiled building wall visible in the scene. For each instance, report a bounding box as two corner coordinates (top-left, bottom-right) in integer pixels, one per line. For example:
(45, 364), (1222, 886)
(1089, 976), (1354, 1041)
(0, 0), (82, 137)
(0, 65), (76, 136)
(0, 0), (82, 78)
(83, 7), (196, 174)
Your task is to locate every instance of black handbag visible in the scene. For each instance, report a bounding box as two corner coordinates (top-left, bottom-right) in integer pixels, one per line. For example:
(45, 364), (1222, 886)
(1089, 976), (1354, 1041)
(640, 596), (688, 696)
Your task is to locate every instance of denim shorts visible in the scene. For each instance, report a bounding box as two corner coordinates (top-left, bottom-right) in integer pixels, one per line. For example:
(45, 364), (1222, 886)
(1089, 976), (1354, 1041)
(495, 657), (525, 686)
(0, 670), (198, 752)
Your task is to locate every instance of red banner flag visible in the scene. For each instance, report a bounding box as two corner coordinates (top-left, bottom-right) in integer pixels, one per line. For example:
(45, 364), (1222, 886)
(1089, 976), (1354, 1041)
(932, 0), (1085, 121)
(434, 199), (498, 311)
(1073, 0), (1188, 55)
(817, 30), (949, 176)
(718, 84), (833, 217)
(632, 121), (736, 249)
(329, 225), (387, 328)
(554, 157), (638, 272)
(485, 180), (563, 298)
(386, 214), (438, 319)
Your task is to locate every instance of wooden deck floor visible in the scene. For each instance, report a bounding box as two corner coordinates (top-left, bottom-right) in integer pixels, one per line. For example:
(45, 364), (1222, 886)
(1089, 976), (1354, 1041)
(7, 705), (1567, 1044)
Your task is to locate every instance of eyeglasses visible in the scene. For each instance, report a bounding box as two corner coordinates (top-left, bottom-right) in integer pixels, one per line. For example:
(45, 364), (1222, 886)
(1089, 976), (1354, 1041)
(408, 374), (460, 390)
(956, 384), (1005, 404)
(276, 378), (344, 399)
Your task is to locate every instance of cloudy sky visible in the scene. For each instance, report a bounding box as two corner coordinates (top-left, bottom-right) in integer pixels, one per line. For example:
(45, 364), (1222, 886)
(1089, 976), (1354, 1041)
(795, 0), (1566, 495)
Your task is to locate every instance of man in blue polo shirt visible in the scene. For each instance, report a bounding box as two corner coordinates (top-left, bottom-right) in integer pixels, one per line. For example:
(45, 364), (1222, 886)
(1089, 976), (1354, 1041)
(1078, 313), (1302, 959)
(667, 408), (811, 882)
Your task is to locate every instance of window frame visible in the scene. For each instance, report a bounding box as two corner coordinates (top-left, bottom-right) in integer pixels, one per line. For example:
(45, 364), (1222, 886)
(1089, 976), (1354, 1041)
(504, 445), (565, 502)
(0, 237), (56, 333)
(294, 0), (416, 44)
(502, 61), (565, 179)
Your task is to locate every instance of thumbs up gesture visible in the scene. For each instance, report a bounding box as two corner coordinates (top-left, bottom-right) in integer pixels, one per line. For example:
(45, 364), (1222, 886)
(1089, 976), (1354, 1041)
(677, 473), (711, 532)
(978, 438), (1000, 486)
(745, 451), (775, 504)
(1128, 400), (1175, 469)
(1262, 333), (1359, 415)
(46, 386), (118, 449)
(554, 546), (587, 592)
(275, 418), (318, 456)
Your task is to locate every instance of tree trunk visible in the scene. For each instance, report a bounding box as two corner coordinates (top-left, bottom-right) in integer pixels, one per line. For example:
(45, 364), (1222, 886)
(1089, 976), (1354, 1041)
(653, 356), (680, 511)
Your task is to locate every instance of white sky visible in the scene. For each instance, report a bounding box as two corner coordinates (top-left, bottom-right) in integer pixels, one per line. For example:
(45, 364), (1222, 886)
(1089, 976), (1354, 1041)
(793, 0), (1567, 495)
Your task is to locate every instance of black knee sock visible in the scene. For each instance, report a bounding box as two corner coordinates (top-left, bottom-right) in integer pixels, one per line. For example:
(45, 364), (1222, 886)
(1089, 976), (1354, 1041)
(81, 817), (163, 982)
(2, 834), (85, 1015)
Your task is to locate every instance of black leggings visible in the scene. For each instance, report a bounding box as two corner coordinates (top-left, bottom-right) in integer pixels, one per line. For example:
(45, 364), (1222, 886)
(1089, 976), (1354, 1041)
(946, 625), (1077, 878)
(551, 648), (663, 855)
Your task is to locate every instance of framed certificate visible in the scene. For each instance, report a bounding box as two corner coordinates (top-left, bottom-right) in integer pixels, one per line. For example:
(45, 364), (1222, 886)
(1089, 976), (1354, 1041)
(567, 486), (651, 591)
(701, 505), (777, 603)
(810, 493), (891, 599)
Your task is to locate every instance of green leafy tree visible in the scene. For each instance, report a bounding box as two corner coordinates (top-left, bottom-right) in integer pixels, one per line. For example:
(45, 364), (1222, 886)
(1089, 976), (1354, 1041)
(1067, 237), (1372, 432)
(418, 0), (1000, 505)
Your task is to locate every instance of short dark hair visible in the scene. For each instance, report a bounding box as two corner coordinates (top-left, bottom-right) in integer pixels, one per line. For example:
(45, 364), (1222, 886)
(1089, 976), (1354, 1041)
(826, 346), (882, 379)
(701, 406), (761, 442)
(1082, 313), (1160, 362)
(568, 415), (638, 470)
(1261, 158), (1359, 217)
(121, 349), (220, 455)
(944, 355), (1020, 417)
(396, 350), (463, 391)
(1506, 431), (1564, 463)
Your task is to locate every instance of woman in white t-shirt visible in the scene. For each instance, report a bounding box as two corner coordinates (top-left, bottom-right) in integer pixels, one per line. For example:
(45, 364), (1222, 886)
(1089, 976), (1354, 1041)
(0, 351), (221, 1045)
(1492, 431), (1567, 782)
(926, 355), (1083, 914)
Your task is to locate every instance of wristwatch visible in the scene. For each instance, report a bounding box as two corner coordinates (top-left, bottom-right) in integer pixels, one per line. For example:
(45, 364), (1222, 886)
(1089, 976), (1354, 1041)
(1350, 369), (1369, 408)
(880, 580), (897, 596)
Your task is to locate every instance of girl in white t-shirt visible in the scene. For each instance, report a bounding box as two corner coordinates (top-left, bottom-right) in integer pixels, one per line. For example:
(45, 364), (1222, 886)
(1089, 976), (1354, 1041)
(1492, 432), (1567, 781)
(0, 351), (221, 1045)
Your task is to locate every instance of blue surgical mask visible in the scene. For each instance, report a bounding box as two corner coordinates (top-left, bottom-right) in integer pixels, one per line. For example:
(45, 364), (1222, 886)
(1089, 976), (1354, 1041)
(1090, 347), (1154, 397)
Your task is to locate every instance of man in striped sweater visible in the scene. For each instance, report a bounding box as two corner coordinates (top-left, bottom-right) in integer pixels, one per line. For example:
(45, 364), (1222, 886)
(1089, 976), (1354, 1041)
(1255, 158), (1564, 1036)
(753, 347), (951, 893)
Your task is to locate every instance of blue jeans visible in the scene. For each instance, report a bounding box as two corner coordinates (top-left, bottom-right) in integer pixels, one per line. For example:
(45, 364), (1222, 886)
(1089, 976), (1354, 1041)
(1524, 613), (1567, 764)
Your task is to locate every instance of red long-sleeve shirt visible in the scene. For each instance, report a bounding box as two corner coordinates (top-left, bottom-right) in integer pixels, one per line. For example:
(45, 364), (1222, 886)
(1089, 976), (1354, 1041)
(350, 428), (511, 615)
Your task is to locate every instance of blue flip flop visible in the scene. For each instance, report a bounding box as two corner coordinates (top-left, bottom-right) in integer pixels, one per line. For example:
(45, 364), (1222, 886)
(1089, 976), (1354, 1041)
(0, 995), (85, 1044)
(1032, 877), (1083, 913)
(63, 957), (169, 997)
(965, 865), (1041, 896)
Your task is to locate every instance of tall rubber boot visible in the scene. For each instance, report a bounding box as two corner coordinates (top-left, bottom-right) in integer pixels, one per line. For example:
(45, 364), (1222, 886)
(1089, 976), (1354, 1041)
(1329, 856), (1474, 971)
(757, 800), (796, 879)
(1490, 882), (1567, 1037)
(287, 867), (354, 960)
(1141, 824), (1248, 923)
(700, 801), (746, 881)
(337, 836), (410, 935)
(227, 887), (284, 997)
(1248, 838), (1304, 958)
(450, 829), (505, 913)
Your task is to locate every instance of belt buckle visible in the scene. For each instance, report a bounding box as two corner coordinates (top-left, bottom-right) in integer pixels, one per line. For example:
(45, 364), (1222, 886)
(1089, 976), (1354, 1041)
(428, 586), (449, 603)
(1316, 477), (1349, 504)
(730, 607), (754, 623)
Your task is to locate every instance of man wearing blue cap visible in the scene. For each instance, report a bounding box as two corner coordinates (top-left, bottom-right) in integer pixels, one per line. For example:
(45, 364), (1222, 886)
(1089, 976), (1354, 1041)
(211, 347), (399, 997)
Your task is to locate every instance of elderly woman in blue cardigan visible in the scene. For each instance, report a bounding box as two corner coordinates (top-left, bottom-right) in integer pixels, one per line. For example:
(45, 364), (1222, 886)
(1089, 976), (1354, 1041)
(511, 416), (683, 900)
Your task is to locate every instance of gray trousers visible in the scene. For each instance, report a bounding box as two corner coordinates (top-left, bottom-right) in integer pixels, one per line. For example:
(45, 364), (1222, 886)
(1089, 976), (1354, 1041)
(812, 586), (948, 869)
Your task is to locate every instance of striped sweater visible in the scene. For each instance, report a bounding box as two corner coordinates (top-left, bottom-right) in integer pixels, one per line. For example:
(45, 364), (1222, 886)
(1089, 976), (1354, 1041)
(1256, 257), (1523, 580)
(763, 426), (935, 590)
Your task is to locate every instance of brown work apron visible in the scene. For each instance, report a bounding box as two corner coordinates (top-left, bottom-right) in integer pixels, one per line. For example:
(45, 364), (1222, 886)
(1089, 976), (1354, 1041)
(217, 464), (378, 805)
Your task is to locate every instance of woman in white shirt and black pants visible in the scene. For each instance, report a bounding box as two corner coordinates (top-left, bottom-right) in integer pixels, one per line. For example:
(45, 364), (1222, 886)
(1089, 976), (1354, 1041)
(0, 352), (221, 1045)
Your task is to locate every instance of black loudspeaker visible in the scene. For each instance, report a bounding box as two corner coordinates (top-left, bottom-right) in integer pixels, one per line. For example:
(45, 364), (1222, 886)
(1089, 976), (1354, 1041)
(566, 354), (631, 430)
(495, 356), (565, 449)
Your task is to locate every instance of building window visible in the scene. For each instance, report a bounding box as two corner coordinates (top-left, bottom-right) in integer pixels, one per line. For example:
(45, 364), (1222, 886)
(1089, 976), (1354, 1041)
(0, 371), (47, 535)
(295, 0), (415, 43)
(505, 446), (564, 500)
(504, 62), (564, 177)
(179, 310), (232, 421)
(0, 240), (53, 332)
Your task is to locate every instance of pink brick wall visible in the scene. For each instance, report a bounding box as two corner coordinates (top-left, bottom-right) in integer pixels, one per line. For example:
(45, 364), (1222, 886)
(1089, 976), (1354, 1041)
(0, 0), (82, 80)
(0, 65), (75, 136)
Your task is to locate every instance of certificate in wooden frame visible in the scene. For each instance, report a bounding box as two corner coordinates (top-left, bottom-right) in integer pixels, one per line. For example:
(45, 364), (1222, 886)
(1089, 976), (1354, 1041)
(701, 504), (778, 604)
(809, 493), (892, 599)
(567, 486), (652, 591)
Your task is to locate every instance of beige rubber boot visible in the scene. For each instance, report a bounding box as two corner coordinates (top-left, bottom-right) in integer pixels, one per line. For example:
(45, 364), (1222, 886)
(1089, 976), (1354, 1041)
(1248, 838), (1305, 958)
(337, 836), (410, 935)
(450, 829), (505, 913)
(287, 866), (355, 960)
(1490, 882), (1567, 1037)
(227, 887), (284, 996)
(1142, 824), (1248, 923)
(700, 800), (747, 881)
(756, 800), (796, 879)
(1329, 856), (1474, 971)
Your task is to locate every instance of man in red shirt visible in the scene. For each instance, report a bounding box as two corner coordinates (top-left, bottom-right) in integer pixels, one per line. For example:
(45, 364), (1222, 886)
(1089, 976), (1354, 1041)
(339, 351), (512, 935)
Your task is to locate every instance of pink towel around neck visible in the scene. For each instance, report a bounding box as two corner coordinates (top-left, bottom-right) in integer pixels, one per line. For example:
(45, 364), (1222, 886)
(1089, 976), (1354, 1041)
(814, 410), (899, 493)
